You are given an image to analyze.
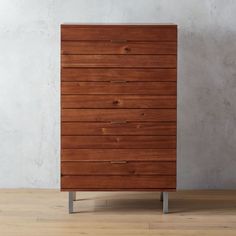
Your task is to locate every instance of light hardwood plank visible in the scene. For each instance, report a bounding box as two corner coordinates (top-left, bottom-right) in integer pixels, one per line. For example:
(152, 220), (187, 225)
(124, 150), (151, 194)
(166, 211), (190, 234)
(0, 190), (236, 235)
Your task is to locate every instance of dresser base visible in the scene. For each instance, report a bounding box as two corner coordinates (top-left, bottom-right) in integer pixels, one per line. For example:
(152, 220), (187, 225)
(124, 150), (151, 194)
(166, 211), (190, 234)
(68, 191), (169, 214)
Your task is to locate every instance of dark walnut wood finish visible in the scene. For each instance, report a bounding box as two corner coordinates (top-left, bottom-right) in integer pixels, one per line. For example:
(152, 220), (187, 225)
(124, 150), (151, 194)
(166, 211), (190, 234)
(61, 24), (177, 191)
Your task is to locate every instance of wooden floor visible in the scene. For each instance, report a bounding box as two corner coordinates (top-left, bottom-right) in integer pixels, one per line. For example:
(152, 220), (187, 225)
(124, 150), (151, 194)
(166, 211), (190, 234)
(0, 190), (235, 236)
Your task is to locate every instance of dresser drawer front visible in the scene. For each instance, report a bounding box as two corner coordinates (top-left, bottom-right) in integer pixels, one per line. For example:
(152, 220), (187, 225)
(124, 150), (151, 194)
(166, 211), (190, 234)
(61, 161), (176, 176)
(61, 25), (177, 41)
(61, 24), (177, 191)
(61, 82), (176, 95)
(61, 68), (177, 82)
(61, 149), (176, 162)
(61, 175), (176, 190)
(62, 41), (177, 55)
(61, 122), (176, 136)
(62, 55), (176, 68)
(61, 109), (176, 122)
(61, 95), (176, 109)
(61, 135), (176, 149)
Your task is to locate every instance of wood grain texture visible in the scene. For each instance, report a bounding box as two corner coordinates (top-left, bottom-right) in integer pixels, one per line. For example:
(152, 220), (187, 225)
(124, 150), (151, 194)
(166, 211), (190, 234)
(61, 82), (176, 95)
(61, 109), (176, 122)
(61, 122), (176, 136)
(61, 95), (176, 108)
(61, 68), (177, 82)
(61, 161), (176, 176)
(61, 135), (176, 149)
(60, 24), (177, 191)
(61, 55), (176, 68)
(61, 41), (177, 55)
(61, 175), (176, 190)
(61, 24), (177, 41)
(1, 189), (236, 235)
(61, 149), (176, 161)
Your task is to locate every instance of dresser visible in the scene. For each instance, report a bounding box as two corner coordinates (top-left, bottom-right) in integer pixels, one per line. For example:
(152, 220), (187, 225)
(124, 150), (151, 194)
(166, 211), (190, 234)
(61, 24), (177, 214)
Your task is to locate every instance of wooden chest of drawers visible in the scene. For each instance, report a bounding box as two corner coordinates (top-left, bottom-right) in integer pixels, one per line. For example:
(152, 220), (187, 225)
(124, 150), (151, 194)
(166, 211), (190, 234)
(61, 24), (177, 213)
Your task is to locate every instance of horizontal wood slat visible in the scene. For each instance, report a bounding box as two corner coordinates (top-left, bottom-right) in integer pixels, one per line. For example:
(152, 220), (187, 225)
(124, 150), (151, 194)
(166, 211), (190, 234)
(61, 95), (176, 108)
(61, 68), (177, 82)
(61, 25), (177, 41)
(62, 109), (176, 122)
(61, 161), (176, 176)
(61, 135), (176, 149)
(61, 41), (177, 55)
(61, 122), (176, 136)
(61, 175), (176, 190)
(61, 55), (176, 68)
(61, 82), (176, 95)
(61, 149), (176, 161)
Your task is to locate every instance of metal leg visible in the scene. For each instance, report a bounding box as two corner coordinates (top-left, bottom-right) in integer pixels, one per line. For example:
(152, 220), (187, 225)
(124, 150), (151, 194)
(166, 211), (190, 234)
(163, 192), (168, 214)
(69, 192), (75, 214)
(160, 192), (163, 201)
(72, 192), (76, 201)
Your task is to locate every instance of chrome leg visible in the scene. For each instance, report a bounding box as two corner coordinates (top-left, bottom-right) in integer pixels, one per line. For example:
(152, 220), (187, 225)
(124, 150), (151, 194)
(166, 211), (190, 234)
(160, 192), (163, 201)
(69, 192), (75, 214)
(163, 192), (168, 214)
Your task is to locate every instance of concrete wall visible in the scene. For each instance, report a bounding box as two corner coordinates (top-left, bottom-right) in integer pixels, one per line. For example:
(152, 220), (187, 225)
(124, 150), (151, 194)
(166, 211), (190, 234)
(0, 0), (235, 189)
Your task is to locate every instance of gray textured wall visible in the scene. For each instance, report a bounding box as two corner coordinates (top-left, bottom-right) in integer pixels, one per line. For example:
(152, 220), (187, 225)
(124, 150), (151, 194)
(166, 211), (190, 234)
(0, 0), (235, 189)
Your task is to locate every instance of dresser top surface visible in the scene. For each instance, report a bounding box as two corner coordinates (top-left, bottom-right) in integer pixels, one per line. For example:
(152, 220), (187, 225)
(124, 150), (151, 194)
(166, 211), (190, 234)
(61, 23), (177, 27)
